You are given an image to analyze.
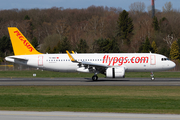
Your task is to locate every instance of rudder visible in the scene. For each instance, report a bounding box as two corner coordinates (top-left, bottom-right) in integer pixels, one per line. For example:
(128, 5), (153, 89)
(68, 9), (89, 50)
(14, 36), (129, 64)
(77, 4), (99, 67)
(8, 27), (41, 55)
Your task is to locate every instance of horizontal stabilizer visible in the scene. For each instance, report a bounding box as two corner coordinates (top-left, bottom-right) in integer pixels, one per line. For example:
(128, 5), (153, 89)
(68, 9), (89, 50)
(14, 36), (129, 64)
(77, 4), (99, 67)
(5, 56), (28, 61)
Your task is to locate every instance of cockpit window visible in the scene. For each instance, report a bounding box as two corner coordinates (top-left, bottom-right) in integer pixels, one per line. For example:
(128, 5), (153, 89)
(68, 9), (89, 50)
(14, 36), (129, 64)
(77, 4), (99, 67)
(161, 58), (170, 61)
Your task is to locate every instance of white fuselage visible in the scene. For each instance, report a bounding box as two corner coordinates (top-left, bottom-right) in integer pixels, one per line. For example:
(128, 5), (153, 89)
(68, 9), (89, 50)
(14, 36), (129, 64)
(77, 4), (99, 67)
(5, 53), (176, 73)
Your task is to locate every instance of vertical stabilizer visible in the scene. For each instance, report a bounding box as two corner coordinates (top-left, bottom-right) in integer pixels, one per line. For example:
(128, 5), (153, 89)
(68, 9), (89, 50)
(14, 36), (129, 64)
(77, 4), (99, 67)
(8, 27), (41, 55)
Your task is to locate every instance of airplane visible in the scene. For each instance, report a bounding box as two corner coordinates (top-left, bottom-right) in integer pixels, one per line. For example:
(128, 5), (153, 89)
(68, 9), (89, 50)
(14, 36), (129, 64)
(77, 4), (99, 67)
(5, 27), (176, 81)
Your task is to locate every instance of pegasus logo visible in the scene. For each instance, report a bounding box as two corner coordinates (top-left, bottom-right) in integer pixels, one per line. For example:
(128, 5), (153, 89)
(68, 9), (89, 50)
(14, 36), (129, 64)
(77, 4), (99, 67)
(14, 31), (34, 52)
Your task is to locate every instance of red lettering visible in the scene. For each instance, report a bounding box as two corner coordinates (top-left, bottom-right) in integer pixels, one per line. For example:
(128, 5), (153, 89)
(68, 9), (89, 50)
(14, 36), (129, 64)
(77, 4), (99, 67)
(140, 57), (148, 63)
(28, 47), (34, 52)
(26, 44), (31, 49)
(14, 30), (34, 52)
(14, 31), (18, 33)
(113, 57), (118, 66)
(23, 40), (27, 44)
(118, 57), (124, 66)
(106, 55), (109, 63)
(124, 57), (128, 63)
(14, 31), (21, 36)
(131, 57), (135, 63)
(19, 36), (24, 40)
(108, 57), (114, 66)
(103, 55), (106, 63)
(135, 57), (140, 63)
(25, 42), (30, 47)
(102, 56), (149, 65)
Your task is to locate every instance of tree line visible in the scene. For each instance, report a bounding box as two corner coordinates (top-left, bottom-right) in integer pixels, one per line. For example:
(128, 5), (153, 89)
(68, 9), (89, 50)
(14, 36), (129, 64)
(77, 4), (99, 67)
(0, 2), (180, 63)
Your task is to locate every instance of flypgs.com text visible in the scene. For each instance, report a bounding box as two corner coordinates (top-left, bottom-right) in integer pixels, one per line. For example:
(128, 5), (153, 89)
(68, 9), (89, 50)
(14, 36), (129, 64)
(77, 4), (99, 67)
(102, 55), (149, 66)
(14, 31), (34, 52)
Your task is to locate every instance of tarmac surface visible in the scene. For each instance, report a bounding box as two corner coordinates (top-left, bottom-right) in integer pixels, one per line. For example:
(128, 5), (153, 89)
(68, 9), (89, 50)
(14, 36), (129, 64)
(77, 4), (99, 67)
(1, 78), (180, 120)
(0, 77), (180, 86)
(0, 111), (180, 120)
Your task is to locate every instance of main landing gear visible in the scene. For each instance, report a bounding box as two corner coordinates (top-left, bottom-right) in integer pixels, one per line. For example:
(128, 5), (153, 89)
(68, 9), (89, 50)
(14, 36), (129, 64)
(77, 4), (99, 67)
(92, 75), (98, 81)
(92, 72), (155, 81)
(150, 72), (155, 81)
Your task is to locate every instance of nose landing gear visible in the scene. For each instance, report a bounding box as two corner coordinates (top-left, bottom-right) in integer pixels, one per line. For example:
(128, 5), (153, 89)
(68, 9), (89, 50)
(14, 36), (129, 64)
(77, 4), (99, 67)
(150, 72), (155, 81)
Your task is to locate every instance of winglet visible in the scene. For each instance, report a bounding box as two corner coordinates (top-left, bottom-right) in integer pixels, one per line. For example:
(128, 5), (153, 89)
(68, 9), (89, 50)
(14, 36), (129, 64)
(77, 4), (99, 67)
(66, 50), (77, 62)
(8, 27), (42, 56)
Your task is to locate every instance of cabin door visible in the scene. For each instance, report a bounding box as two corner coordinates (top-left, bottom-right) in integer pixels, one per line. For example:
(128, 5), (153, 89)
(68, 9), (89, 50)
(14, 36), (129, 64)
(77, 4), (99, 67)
(38, 56), (43, 66)
(150, 55), (156, 65)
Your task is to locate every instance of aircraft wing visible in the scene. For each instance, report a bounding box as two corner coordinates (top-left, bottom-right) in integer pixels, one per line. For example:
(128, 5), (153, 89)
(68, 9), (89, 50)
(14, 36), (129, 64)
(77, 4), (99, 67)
(66, 51), (108, 68)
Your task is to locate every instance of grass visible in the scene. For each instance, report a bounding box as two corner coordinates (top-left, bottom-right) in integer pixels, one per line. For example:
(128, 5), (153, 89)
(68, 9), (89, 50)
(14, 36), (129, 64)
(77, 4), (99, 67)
(0, 86), (180, 114)
(0, 70), (180, 78)
(0, 70), (180, 113)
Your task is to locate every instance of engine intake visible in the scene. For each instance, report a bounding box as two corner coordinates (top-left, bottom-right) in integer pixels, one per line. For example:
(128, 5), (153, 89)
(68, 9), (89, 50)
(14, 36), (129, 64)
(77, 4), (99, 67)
(106, 67), (125, 78)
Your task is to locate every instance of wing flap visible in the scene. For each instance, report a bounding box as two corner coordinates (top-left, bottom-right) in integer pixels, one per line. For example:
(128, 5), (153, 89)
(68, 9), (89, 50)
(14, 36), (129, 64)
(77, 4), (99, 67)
(81, 61), (108, 68)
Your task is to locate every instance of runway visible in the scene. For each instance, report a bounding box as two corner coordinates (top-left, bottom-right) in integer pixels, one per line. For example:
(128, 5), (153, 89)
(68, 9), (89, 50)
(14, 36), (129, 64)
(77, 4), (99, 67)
(0, 77), (180, 86)
(0, 111), (180, 120)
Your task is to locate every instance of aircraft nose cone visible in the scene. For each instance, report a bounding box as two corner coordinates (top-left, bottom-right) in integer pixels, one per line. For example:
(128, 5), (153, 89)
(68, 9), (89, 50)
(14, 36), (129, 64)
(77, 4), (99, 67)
(171, 61), (176, 68)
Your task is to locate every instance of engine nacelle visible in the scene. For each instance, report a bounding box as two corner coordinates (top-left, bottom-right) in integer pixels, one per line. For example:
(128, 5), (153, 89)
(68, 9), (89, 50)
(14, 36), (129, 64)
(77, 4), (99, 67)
(106, 67), (125, 78)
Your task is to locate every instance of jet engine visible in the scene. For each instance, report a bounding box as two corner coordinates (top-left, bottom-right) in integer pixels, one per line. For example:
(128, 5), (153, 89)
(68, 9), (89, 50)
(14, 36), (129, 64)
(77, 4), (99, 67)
(106, 67), (125, 78)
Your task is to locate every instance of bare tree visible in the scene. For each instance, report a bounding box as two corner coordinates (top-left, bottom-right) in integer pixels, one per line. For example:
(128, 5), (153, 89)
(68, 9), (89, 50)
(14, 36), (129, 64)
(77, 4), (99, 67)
(162, 2), (173, 12)
(163, 34), (177, 48)
(54, 19), (70, 39)
(99, 17), (106, 37)
(88, 16), (99, 36)
(129, 2), (145, 14)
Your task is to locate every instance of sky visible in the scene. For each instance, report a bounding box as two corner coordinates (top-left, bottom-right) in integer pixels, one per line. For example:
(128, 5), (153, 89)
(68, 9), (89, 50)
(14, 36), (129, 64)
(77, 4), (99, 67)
(0, 0), (180, 11)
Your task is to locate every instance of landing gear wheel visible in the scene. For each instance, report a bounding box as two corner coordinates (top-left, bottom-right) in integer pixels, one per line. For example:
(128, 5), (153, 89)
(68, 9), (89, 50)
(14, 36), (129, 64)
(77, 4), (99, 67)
(151, 77), (155, 81)
(150, 72), (155, 81)
(92, 75), (98, 81)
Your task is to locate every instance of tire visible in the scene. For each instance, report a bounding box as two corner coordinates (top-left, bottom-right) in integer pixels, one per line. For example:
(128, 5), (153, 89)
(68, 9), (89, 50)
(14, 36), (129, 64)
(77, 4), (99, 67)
(92, 75), (98, 81)
(151, 77), (155, 81)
